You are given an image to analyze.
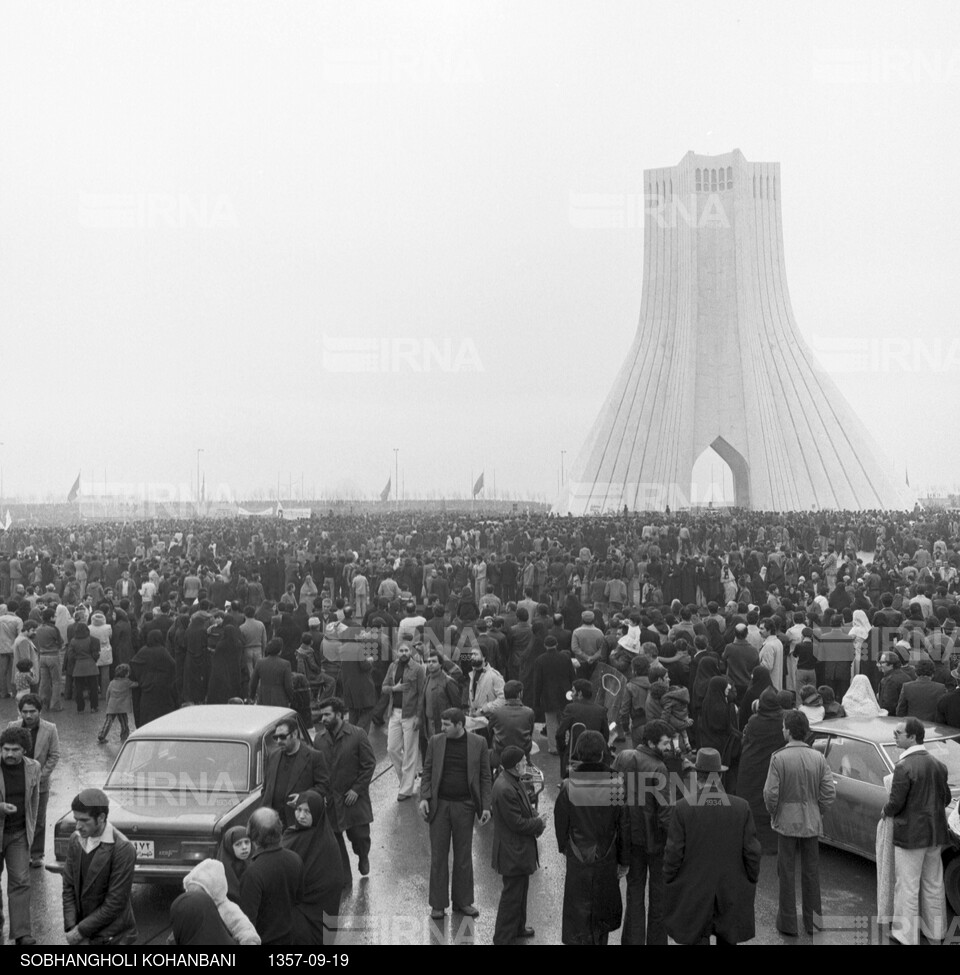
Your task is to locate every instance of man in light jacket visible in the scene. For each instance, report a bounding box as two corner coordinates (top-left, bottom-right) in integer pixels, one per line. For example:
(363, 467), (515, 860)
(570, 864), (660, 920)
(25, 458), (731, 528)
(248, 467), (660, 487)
(763, 709), (836, 936)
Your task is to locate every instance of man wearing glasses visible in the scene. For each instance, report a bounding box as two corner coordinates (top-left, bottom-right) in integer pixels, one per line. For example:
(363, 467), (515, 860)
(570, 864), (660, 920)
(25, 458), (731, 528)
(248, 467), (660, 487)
(261, 718), (330, 828)
(882, 718), (951, 945)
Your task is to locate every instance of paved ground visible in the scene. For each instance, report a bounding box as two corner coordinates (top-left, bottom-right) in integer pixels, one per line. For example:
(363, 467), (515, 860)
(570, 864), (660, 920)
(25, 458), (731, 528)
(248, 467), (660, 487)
(1, 698), (880, 946)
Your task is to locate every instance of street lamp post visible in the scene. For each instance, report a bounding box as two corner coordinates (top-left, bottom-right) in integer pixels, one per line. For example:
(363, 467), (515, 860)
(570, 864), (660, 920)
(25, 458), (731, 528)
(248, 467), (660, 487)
(560, 449), (566, 485)
(196, 448), (204, 516)
(393, 448), (399, 510)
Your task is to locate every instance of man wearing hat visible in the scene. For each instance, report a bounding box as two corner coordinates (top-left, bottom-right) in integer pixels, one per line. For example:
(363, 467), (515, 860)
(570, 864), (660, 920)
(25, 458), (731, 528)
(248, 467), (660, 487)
(490, 745), (545, 944)
(61, 787), (137, 944)
(662, 747), (761, 945)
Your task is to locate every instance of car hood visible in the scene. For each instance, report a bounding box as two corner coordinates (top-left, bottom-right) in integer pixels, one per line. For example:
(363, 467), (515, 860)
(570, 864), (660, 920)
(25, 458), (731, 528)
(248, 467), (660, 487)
(99, 788), (247, 827)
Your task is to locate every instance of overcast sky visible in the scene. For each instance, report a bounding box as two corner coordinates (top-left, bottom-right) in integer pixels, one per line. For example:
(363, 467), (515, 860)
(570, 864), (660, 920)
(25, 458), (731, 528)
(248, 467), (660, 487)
(1, 1), (957, 503)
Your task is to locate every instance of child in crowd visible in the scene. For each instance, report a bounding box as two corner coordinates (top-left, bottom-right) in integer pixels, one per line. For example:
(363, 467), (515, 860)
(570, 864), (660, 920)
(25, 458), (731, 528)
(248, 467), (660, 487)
(98, 663), (138, 743)
(15, 658), (38, 701)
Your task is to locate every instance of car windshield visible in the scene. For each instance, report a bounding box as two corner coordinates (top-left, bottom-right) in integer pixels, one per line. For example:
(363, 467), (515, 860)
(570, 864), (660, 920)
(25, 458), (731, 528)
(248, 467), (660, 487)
(105, 739), (249, 793)
(882, 738), (960, 793)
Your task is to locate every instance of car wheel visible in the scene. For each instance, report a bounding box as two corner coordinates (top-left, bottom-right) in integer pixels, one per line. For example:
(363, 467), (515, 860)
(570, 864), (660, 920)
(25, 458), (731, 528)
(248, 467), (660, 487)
(945, 856), (960, 917)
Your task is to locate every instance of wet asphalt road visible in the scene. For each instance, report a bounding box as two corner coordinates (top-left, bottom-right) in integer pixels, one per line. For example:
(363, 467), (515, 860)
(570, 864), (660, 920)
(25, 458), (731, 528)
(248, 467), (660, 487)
(0, 698), (879, 946)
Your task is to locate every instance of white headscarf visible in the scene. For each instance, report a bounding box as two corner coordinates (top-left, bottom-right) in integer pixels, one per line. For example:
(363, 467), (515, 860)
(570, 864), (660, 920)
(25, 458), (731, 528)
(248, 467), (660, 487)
(841, 674), (884, 718)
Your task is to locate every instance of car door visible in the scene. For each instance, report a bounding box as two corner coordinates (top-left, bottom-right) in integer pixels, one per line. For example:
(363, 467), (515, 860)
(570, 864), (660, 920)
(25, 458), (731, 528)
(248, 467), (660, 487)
(820, 735), (890, 859)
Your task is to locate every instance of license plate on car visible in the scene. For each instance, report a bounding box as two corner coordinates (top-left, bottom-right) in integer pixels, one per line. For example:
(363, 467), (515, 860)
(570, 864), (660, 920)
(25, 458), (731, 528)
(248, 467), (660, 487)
(133, 840), (155, 859)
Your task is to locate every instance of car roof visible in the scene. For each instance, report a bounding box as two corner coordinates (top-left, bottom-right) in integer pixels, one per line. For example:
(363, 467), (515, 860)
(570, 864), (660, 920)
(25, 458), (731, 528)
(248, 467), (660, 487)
(128, 705), (299, 740)
(809, 715), (960, 744)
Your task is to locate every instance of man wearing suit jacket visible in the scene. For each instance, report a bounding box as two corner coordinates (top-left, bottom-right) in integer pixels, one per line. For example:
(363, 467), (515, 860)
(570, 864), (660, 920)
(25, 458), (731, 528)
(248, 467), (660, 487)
(490, 745), (545, 945)
(260, 717), (330, 828)
(419, 708), (491, 919)
(895, 659), (947, 721)
(882, 717), (952, 945)
(61, 788), (137, 945)
(8, 694), (60, 866)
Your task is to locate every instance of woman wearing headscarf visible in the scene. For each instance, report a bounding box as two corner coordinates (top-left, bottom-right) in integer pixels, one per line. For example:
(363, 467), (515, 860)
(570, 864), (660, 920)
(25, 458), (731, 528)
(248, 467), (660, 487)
(282, 791), (344, 946)
(169, 888), (236, 945)
(54, 602), (72, 646)
(183, 610), (211, 704)
(299, 574), (319, 616)
(818, 685), (844, 719)
(111, 608), (134, 669)
(698, 676), (740, 790)
(704, 617), (726, 656)
(554, 732), (629, 945)
(841, 673), (886, 718)
(217, 826), (251, 904)
(736, 687), (784, 854)
(129, 630), (178, 726)
(182, 858), (260, 944)
(455, 585), (479, 624)
(89, 611), (113, 699)
(207, 623), (248, 705)
(738, 665), (774, 730)
(69, 622), (101, 713)
(849, 609), (872, 682)
(691, 655), (721, 729)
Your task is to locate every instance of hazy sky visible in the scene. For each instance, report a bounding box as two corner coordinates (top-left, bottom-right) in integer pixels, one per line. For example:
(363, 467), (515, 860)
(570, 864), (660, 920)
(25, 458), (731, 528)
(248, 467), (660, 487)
(2, 1), (958, 503)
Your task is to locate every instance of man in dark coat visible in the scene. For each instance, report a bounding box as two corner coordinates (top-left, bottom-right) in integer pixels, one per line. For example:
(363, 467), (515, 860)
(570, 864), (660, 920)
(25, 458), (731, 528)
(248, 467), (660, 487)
(663, 748), (761, 945)
(613, 719), (674, 944)
(895, 659), (947, 720)
(240, 808), (304, 946)
(62, 788), (137, 945)
(878, 652), (914, 715)
(487, 680), (535, 766)
(556, 679), (609, 778)
(532, 636), (576, 754)
(554, 730), (630, 945)
(313, 697), (375, 886)
(882, 717), (952, 945)
(260, 717), (330, 828)
(490, 745), (545, 944)
(249, 638), (295, 707)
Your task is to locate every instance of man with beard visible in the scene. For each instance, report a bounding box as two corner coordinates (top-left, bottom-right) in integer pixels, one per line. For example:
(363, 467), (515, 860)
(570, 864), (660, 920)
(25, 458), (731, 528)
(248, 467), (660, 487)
(7, 695), (59, 868)
(314, 698), (375, 884)
(0, 727), (40, 944)
(466, 645), (504, 718)
(613, 719), (674, 944)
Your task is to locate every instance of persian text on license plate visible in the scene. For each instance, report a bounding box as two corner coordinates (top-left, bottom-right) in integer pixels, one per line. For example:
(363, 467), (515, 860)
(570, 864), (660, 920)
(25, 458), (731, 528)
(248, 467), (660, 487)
(133, 840), (154, 859)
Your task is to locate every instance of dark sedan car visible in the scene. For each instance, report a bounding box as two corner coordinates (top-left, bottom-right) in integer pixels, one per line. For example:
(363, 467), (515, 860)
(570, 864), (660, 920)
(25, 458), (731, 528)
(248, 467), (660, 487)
(48, 705), (312, 883)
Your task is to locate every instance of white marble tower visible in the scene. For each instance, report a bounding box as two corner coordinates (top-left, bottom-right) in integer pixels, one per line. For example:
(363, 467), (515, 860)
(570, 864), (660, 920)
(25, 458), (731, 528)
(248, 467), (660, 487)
(561, 149), (910, 513)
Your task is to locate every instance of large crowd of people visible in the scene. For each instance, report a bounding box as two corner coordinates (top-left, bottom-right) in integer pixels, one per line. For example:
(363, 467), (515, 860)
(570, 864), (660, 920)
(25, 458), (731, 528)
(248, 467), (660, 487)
(1, 505), (959, 945)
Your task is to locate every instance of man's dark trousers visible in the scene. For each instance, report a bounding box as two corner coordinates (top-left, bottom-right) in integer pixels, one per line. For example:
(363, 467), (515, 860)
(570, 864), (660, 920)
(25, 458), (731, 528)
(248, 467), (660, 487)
(777, 834), (821, 934)
(493, 874), (529, 944)
(429, 799), (475, 910)
(622, 844), (666, 944)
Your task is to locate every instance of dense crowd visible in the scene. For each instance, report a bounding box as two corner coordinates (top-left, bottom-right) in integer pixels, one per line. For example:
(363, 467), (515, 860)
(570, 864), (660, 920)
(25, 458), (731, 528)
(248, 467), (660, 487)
(1, 505), (959, 945)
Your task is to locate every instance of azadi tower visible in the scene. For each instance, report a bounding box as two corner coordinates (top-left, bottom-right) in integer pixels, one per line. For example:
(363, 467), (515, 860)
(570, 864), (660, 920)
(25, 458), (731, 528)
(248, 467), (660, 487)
(562, 149), (911, 514)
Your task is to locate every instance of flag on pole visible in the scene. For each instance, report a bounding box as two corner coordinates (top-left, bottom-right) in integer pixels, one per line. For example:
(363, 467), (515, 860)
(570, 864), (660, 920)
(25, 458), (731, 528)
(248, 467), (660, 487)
(67, 472), (81, 502)
(2, 510), (11, 531)
(380, 477), (391, 502)
(905, 467), (910, 487)
(472, 471), (484, 497)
